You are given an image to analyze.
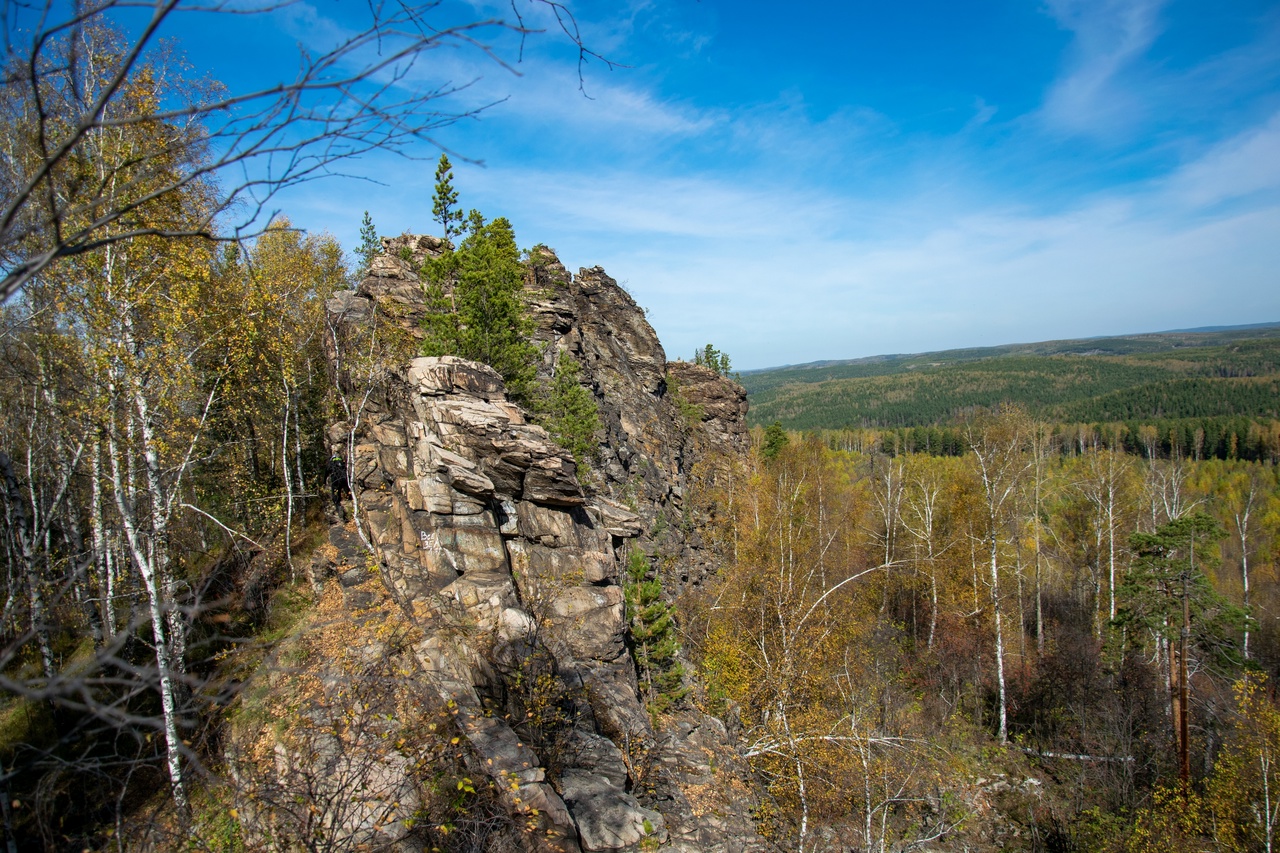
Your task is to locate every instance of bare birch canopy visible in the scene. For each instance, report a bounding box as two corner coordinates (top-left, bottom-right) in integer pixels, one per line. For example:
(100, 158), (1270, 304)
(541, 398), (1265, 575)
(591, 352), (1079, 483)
(0, 0), (597, 303)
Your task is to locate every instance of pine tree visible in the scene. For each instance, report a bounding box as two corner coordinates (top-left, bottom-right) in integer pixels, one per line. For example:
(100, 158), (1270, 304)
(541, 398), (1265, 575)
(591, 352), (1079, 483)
(355, 210), (380, 278)
(420, 211), (538, 399)
(762, 422), (789, 460)
(694, 343), (732, 376)
(537, 354), (600, 468)
(432, 154), (464, 242)
(419, 249), (461, 361)
(1118, 513), (1238, 660)
(455, 213), (538, 396)
(625, 549), (687, 716)
(1118, 512), (1241, 792)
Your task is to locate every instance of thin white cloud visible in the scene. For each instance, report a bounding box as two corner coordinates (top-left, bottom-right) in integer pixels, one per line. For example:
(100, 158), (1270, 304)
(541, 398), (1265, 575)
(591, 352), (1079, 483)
(1040, 0), (1166, 135)
(963, 98), (998, 131)
(495, 66), (723, 137)
(1173, 14), (1280, 99)
(461, 166), (850, 242)
(452, 111), (1280, 368)
(1160, 110), (1280, 209)
(274, 1), (721, 149)
(669, 197), (1280, 368)
(258, 1), (1280, 370)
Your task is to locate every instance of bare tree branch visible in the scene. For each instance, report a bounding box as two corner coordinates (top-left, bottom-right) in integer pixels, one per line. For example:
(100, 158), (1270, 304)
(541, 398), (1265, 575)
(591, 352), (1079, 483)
(0, 0), (606, 302)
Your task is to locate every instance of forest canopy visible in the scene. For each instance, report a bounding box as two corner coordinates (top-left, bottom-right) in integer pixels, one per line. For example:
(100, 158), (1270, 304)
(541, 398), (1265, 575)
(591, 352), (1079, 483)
(743, 331), (1280, 456)
(684, 411), (1280, 850)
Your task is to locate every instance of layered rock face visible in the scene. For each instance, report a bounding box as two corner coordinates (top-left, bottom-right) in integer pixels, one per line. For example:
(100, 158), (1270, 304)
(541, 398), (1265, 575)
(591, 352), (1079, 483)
(247, 239), (763, 852)
(521, 250), (748, 590)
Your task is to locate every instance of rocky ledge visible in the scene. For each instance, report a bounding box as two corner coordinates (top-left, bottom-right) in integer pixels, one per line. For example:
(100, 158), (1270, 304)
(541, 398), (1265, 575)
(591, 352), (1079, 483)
(236, 240), (765, 852)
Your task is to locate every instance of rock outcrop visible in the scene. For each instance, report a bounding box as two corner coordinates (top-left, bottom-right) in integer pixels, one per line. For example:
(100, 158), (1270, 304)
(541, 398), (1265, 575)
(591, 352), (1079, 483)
(238, 237), (764, 852)
(522, 249), (748, 589)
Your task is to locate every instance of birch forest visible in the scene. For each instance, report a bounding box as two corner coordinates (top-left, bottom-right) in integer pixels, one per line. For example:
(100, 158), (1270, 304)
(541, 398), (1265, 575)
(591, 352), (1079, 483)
(684, 410), (1280, 851)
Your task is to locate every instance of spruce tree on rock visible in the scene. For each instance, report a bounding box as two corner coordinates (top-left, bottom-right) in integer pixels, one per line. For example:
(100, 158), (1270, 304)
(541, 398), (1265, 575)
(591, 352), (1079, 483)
(432, 155), (465, 243)
(625, 550), (688, 716)
(456, 213), (538, 396)
(538, 354), (601, 467)
(420, 211), (538, 400)
(355, 210), (380, 278)
(694, 343), (732, 377)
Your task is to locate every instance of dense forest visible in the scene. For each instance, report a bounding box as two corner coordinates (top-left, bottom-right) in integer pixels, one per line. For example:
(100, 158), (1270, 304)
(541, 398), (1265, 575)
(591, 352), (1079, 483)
(683, 414), (1280, 851)
(742, 331), (1280, 446)
(723, 331), (1280, 847)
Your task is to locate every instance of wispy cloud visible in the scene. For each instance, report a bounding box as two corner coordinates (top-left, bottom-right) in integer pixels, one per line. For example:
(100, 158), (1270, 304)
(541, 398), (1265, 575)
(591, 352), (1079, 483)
(1039, 0), (1166, 136)
(495, 67), (722, 138)
(1161, 110), (1280, 209)
(446, 100), (1280, 368)
(256, 1), (1280, 369)
(963, 98), (998, 132)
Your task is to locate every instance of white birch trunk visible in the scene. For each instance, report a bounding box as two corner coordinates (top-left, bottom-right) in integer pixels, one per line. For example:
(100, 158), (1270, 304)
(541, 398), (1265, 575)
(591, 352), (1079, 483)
(107, 419), (189, 818)
(990, 529), (1008, 744)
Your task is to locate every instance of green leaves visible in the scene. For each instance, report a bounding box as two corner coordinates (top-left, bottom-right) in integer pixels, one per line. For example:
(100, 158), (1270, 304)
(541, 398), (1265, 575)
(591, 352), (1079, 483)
(355, 211), (380, 279)
(693, 343), (732, 377)
(420, 211), (539, 400)
(1117, 512), (1245, 668)
(419, 194), (606, 470)
(532, 354), (600, 469)
(625, 550), (687, 716)
(431, 155), (464, 242)
(762, 422), (789, 460)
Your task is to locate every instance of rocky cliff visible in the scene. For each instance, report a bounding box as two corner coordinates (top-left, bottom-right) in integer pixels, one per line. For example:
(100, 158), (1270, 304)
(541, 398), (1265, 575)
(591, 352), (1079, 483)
(233, 237), (764, 852)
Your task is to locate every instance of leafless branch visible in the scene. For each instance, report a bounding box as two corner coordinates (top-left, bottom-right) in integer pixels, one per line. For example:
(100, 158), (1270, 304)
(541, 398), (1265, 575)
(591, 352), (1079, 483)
(0, 0), (604, 302)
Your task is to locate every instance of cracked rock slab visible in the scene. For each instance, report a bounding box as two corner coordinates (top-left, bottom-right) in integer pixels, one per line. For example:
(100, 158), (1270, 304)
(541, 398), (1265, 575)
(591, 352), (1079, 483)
(562, 769), (666, 851)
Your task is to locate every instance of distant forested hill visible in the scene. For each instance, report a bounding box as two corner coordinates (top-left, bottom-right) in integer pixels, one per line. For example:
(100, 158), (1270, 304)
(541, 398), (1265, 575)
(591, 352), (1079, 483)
(742, 325), (1280, 430)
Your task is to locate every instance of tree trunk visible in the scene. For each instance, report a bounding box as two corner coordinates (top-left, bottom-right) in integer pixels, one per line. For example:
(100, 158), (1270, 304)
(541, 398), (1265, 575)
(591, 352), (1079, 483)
(990, 529), (1008, 744)
(1179, 581), (1191, 799)
(90, 443), (116, 639)
(108, 420), (190, 820)
(1235, 487), (1254, 660)
(281, 379), (294, 581)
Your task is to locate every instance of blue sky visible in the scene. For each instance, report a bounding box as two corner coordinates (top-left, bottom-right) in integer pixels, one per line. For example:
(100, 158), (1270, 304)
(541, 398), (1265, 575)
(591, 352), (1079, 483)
(167, 0), (1280, 370)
